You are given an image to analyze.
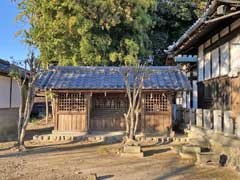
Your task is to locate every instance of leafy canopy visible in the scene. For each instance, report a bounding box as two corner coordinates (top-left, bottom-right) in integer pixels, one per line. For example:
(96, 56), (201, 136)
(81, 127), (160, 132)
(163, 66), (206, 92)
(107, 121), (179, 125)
(16, 0), (156, 66)
(15, 0), (206, 66)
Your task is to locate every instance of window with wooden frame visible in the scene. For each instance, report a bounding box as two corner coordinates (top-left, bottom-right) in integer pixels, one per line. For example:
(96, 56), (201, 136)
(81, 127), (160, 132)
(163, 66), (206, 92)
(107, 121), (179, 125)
(145, 93), (168, 113)
(57, 93), (85, 112)
(94, 95), (128, 110)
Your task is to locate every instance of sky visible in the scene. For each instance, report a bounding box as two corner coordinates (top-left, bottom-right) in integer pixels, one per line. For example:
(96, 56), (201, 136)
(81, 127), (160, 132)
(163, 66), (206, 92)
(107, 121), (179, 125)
(0, 0), (30, 62)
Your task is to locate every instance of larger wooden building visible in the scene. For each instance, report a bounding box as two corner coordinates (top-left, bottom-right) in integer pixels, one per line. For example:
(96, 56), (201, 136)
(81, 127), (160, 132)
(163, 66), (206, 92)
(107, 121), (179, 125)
(166, 0), (240, 134)
(0, 59), (22, 139)
(37, 66), (191, 134)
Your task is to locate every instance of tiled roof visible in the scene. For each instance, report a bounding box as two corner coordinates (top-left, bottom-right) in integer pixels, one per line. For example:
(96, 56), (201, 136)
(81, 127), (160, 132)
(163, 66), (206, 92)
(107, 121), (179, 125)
(165, 0), (218, 55)
(0, 59), (27, 77)
(37, 66), (191, 91)
(0, 59), (11, 74)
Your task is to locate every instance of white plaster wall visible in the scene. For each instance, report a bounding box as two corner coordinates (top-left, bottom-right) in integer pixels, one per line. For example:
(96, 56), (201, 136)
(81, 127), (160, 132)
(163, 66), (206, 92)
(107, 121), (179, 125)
(220, 42), (230, 76)
(11, 79), (20, 108)
(204, 52), (211, 80)
(198, 45), (204, 81)
(0, 75), (10, 108)
(230, 35), (240, 72)
(192, 80), (198, 108)
(212, 48), (220, 78)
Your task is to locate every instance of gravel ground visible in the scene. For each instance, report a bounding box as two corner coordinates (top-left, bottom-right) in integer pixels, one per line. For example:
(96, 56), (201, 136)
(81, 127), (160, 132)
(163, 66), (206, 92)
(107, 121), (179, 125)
(0, 140), (240, 180)
(0, 121), (239, 180)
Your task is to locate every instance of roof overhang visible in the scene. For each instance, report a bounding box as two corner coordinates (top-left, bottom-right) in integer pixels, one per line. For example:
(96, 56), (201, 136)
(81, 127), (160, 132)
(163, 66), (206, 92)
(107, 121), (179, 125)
(166, 0), (240, 56)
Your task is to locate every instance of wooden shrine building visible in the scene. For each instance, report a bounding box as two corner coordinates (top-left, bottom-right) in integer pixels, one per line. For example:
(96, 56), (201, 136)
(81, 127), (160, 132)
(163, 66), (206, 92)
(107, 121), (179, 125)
(37, 66), (191, 134)
(166, 0), (240, 134)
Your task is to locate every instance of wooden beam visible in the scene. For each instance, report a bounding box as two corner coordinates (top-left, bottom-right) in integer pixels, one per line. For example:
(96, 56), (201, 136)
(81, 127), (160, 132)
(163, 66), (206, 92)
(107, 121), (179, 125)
(204, 25), (240, 53)
(205, 10), (240, 24)
(218, 0), (240, 5)
(49, 89), (178, 94)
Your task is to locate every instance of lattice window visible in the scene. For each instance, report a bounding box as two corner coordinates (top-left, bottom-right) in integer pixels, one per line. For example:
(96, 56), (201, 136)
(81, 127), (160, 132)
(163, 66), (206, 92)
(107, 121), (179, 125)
(94, 95), (128, 110)
(57, 93), (85, 112)
(145, 93), (168, 112)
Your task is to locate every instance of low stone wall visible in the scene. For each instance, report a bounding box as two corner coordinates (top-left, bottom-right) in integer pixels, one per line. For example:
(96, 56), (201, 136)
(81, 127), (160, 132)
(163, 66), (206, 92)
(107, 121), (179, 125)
(0, 108), (18, 140)
(188, 126), (240, 169)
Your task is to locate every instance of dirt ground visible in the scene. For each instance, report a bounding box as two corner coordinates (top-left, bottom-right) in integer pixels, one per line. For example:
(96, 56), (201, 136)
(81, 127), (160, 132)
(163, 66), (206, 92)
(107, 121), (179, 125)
(0, 121), (240, 180)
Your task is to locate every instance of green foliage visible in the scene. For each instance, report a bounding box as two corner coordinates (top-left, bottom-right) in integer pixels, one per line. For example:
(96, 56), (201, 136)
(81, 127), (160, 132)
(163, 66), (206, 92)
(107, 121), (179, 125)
(150, 0), (207, 65)
(16, 0), (157, 66)
(15, 0), (206, 66)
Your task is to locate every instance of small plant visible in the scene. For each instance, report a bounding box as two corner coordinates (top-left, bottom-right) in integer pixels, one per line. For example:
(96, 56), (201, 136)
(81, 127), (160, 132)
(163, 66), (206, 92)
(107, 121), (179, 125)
(30, 118), (39, 125)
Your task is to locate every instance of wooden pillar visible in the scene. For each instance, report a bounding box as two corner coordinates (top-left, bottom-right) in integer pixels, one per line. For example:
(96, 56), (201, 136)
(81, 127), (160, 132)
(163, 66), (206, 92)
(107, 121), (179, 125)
(169, 94), (173, 129)
(86, 93), (92, 133)
(140, 93), (145, 133)
(54, 94), (58, 132)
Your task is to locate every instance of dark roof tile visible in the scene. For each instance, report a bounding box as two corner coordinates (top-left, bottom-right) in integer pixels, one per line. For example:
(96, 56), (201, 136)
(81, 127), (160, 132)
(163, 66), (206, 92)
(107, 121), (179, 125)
(36, 66), (191, 91)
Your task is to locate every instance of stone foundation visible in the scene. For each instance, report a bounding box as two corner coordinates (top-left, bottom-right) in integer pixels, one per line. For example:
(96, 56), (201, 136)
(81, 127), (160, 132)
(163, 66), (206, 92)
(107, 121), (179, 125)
(188, 126), (240, 169)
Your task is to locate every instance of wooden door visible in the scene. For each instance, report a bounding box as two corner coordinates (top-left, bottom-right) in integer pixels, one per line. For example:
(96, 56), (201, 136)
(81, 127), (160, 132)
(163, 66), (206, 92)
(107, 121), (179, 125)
(144, 93), (172, 133)
(91, 94), (127, 131)
(231, 77), (240, 121)
(56, 93), (88, 132)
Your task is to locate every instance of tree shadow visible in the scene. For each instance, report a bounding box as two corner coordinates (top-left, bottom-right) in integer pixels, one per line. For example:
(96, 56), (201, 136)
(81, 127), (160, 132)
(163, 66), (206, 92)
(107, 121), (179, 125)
(154, 165), (194, 180)
(144, 147), (171, 157)
(25, 126), (54, 140)
(0, 141), (117, 159)
(97, 175), (114, 180)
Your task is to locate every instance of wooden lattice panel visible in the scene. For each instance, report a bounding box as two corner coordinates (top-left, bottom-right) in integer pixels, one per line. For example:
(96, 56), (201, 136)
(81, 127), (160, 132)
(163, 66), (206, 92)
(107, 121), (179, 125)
(93, 95), (128, 110)
(57, 93), (85, 112)
(145, 93), (168, 112)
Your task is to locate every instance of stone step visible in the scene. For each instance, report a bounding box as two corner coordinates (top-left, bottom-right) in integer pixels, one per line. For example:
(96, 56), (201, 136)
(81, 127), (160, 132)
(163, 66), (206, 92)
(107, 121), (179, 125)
(196, 152), (219, 165)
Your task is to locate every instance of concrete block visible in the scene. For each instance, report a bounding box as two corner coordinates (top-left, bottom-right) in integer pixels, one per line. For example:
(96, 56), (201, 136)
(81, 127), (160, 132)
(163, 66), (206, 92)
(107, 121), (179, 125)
(123, 145), (142, 153)
(87, 173), (97, 180)
(49, 135), (57, 141)
(0, 108), (18, 135)
(236, 113), (240, 138)
(184, 109), (190, 124)
(121, 152), (144, 158)
(213, 110), (222, 133)
(190, 108), (196, 125)
(33, 135), (39, 141)
(196, 152), (219, 165)
(179, 152), (196, 160)
(182, 145), (201, 154)
(224, 111), (234, 136)
(196, 109), (203, 127)
(203, 109), (212, 129)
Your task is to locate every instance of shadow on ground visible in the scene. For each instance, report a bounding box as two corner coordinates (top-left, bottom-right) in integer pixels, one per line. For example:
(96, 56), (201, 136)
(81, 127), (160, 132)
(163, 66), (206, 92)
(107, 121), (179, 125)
(154, 165), (194, 180)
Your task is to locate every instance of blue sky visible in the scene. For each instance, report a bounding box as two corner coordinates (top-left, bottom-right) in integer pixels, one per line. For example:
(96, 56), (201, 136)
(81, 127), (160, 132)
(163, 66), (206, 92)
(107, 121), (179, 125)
(0, 1), (30, 62)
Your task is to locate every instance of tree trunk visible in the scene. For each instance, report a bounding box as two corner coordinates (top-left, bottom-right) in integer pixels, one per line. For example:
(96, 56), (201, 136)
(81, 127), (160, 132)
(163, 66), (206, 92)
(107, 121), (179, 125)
(17, 88), (24, 144)
(134, 111), (139, 135)
(129, 110), (135, 140)
(19, 86), (34, 147)
(45, 90), (49, 124)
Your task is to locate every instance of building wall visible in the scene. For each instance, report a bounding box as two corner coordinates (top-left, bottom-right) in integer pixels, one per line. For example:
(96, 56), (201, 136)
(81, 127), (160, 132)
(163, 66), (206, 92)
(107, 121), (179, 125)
(0, 74), (20, 138)
(197, 18), (240, 111)
(0, 75), (11, 108)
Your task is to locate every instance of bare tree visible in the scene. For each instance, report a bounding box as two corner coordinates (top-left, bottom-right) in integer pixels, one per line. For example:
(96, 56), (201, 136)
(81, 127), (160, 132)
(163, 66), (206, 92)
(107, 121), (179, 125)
(10, 52), (41, 149)
(121, 63), (148, 142)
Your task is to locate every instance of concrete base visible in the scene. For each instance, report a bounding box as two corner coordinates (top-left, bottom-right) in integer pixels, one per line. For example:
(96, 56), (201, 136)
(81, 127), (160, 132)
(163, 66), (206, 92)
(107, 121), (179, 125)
(121, 145), (144, 158)
(196, 152), (219, 165)
(0, 108), (18, 140)
(121, 152), (144, 158)
(182, 145), (201, 154)
(179, 152), (196, 160)
(188, 126), (240, 168)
